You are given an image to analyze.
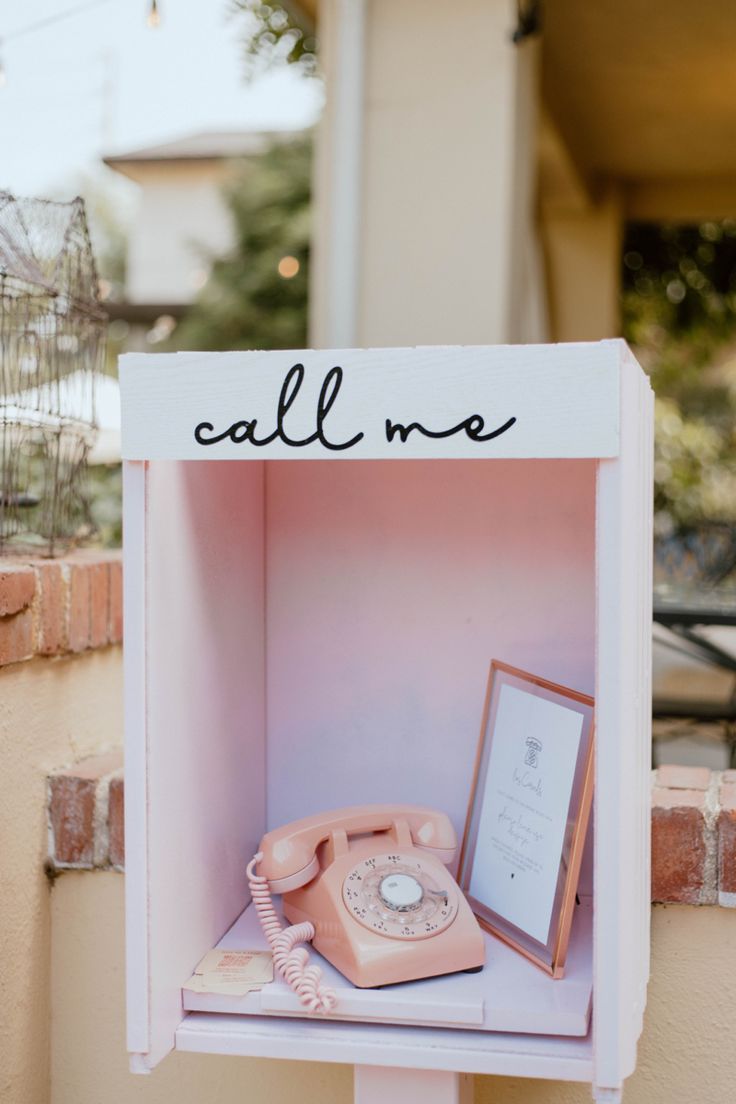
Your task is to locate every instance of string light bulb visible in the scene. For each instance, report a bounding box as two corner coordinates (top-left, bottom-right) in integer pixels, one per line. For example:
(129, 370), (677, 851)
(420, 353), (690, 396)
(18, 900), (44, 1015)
(146, 0), (161, 28)
(278, 256), (300, 279)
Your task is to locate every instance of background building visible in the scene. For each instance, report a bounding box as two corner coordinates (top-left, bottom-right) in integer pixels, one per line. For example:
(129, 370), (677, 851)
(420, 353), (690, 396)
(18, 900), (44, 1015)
(103, 129), (292, 321)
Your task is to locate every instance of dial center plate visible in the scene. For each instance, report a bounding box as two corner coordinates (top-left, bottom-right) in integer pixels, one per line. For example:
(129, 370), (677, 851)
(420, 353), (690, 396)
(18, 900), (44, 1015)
(342, 852), (457, 940)
(379, 872), (423, 910)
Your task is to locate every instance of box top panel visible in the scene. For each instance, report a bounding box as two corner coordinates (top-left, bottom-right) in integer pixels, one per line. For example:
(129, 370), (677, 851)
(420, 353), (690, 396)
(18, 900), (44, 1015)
(119, 341), (636, 461)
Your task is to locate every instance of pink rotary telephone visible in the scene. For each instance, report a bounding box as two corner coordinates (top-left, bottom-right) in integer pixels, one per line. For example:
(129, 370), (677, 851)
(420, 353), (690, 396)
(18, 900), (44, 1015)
(247, 804), (485, 1014)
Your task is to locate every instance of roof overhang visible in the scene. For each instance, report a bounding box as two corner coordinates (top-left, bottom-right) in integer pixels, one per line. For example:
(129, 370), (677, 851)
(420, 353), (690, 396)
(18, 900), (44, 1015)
(542, 0), (736, 221)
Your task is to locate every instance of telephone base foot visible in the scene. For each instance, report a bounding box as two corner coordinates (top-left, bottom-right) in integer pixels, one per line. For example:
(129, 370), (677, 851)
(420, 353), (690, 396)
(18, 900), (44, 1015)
(354, 964), (484, 990)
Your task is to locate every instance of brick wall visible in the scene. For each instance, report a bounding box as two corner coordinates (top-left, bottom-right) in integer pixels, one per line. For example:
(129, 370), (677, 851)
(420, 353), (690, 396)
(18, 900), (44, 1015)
(653, 764), (736, 907)
(46, 756), (736, 906)
(10, 557), (731, 907)
(0, 552), (122, 666)
(48, 750), (124, 871)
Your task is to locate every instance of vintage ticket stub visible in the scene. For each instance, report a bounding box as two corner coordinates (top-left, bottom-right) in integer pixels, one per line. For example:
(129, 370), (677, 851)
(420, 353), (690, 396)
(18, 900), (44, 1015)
(183, 950), (273, 995)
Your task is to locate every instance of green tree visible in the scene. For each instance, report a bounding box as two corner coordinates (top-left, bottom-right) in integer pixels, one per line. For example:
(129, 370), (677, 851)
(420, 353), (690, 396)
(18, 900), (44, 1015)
(173, 135), (311, 352)
(622, 221), (736, 537)
(230, 1), (318, 79)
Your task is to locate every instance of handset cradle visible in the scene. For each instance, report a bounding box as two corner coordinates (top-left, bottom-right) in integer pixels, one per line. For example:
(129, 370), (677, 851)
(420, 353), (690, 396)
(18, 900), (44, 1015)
(248, 804), (485, 1013)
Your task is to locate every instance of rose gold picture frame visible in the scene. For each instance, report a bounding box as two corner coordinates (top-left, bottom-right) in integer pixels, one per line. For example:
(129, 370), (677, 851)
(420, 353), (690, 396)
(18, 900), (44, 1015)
(457, 660), (595, 979)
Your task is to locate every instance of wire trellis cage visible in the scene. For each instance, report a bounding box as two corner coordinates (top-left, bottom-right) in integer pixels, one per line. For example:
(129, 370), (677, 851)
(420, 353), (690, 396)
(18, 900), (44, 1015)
(0, 193), (107, 556)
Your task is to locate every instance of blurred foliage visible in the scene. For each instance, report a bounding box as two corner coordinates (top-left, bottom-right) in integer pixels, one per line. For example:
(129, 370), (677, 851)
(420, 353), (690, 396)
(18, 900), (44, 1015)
(83, 186), (128, 307)
(86, 463), (122, 548)
(172, 136), (311, 352)
(622, 221), (736, 536)
(67, 170), (133, 375)
(69, 176), (129, 548)
(64, 172), (129, 307)
(229, 1), (318, 79)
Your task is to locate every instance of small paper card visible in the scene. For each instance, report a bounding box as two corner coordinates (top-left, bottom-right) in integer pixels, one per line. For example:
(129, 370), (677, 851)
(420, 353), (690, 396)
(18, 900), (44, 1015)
(183, 949), (273, 995)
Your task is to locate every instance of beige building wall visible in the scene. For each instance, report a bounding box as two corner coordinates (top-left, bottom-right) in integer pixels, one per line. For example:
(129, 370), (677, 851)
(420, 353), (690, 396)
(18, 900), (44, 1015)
(310, 0), (624, 352)
(0, 649), (123, 1104)
(541, 189), (623, 343)
(49, 874), (736, 1104)
(311, 0), (547, 348)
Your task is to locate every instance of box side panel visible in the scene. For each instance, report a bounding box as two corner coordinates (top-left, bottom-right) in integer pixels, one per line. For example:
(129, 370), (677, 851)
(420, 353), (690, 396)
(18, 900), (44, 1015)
(640, 372), (654, 987)
(134, 460), (266, 1069)
(119, 344), (620, 461)
(593, 360), (653, 1089)
(123, 461), (149, 1055)
(637, 372), (654, 1019)
(266, 458), (597, 842)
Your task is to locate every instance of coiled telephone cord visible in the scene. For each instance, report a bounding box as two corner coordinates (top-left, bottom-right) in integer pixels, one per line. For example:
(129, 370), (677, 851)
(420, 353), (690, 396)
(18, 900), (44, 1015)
(247, 854), (338, 1014)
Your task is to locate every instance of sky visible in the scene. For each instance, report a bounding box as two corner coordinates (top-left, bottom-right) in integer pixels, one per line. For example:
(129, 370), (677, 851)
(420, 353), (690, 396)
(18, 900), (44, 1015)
(0, 0), (322, 199)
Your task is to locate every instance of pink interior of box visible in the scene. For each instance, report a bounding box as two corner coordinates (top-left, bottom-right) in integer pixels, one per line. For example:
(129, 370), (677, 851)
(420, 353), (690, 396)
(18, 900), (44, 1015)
(266, 459), (596, 845)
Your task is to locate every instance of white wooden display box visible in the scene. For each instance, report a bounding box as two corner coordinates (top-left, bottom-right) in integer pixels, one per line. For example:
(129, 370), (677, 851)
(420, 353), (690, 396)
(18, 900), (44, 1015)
(121, 341), (653, 1103)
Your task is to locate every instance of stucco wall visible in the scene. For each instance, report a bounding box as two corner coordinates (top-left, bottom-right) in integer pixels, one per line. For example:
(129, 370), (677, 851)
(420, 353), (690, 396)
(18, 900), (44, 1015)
(480, 905), (736, 1102)
(0, 649), (123, 1104)
(51, 874), (352, 1104)
(49, 871), (736, 1104)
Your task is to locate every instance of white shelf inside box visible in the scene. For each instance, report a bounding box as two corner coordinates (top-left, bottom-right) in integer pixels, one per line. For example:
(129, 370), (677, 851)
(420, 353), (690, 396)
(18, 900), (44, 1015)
(182, 896), (592, 1037)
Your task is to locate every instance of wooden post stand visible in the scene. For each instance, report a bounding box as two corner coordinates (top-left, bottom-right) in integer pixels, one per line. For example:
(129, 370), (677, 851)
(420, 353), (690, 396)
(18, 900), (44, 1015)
(354, 1068), (473, 1104)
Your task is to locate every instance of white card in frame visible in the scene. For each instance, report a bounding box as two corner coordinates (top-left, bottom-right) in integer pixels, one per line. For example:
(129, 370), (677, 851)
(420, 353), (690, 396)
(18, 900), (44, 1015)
(457, 660), (595, 978)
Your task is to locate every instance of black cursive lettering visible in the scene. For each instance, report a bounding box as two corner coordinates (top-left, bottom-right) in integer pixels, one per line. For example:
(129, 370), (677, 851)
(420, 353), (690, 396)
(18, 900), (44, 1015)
(194, 363), (517, 452)
(195, 421), (229, 445)
(194, 363), (364, 451)
(316, 366), (364, 451)
(385, 413), (516, 444)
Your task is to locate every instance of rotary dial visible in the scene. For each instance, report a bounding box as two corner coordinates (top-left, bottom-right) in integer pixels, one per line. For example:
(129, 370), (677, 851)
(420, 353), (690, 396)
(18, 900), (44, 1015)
(342, 853), (458, 940)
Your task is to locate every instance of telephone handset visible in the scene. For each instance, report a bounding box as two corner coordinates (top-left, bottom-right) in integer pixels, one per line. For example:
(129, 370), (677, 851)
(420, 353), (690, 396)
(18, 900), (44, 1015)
(247, 804), (485, 1013)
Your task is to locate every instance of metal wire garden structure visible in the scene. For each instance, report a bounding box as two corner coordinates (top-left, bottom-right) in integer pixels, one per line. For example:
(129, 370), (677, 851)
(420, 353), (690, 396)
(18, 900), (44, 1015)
(0, 193), (107, 555)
